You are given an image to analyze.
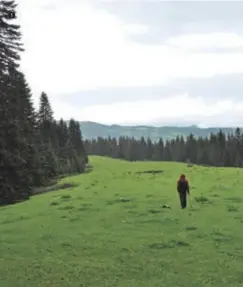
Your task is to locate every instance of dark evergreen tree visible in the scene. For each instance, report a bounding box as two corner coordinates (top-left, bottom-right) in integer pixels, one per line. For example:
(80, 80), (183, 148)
(83, 127), (243, 168)
(0, 1), (33, 204)
(68, 119), (86, 173)
(38, 92), (53, 122)
(36, 92), (57, 180)
(0, 0), (23, 72)
(157, 138), (164, 161)
(0, 1), (88, 205)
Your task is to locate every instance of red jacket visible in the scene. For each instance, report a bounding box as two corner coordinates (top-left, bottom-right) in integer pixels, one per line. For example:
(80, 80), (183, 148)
(177, 174), (190, 194)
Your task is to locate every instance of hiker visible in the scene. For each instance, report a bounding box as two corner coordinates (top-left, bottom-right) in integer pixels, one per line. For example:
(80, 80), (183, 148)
(177, 174), (190, 209)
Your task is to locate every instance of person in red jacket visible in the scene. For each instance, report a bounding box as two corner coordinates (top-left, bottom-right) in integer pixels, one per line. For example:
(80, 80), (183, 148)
(177, 174), (190, 209)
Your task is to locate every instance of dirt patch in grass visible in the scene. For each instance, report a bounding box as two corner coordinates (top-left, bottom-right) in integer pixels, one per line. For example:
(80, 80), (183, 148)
(60, 194), (72, 201)
(135, 170), (164, 175)
(149, 240), (190, 250)
(227, 205), (239, 212)
(77, 203), (92, 212)
(58, 205), (75, 211)
(69, 216), (81, 222)
(194, 196), (212, 204)
(185, 226), (197, 231)
(148, 209), (161, 214)
(60, 242), (73, 248)
(149, 242), (173, 249)
(107, 198), (134, 205)
(175, 240), (190, 247)
(50, 201), (59, 206)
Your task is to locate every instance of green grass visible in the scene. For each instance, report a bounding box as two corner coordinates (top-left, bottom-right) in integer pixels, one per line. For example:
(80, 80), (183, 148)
(1, 156), (243, 286)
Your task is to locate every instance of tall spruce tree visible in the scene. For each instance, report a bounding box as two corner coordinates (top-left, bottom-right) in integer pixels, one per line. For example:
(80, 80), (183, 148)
(68, 119), (85, 173)
(0, 1), (34, 204)
(38, 92), (53, 122)
(56, 119), (70, 174)
(0, 0), (23, 72)
(37, 92), (58, 180)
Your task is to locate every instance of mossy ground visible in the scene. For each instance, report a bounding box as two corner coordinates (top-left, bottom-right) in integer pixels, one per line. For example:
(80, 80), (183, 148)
(1, 156), (243, 286)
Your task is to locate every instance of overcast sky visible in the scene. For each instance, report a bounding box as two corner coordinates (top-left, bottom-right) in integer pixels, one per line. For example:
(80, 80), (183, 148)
(17, 0), (243, 127)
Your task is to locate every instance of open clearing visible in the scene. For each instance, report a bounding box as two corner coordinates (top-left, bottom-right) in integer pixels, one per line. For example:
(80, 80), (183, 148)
(1, 156), (243, 286)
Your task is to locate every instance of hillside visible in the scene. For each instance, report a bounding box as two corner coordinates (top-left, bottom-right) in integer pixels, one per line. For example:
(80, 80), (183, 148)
(80, 121), (236, 141)
(1, 156), (243, 286)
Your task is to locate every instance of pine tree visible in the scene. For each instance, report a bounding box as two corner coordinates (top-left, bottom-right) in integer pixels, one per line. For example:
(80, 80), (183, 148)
(38, 92), (53, 123)
(157, 138), (164, 160)
(146, 138), (153, 160)
(0, 1), (33, 204)
(0, 0), (23, 73)
(56, 119), (69, 174)
(233, 128), (243, 167)
(73, 127), (243, 168)
(68, 119), (86, 173)
(36, 92), (58, 180)
(163, 140), (172, 161)
(38, 92), (54, 143)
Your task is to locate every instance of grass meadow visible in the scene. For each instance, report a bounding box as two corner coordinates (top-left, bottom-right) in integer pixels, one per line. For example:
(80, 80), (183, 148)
(1, 156), (243, 286)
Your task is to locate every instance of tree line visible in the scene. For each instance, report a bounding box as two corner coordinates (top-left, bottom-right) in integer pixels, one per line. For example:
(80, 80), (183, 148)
(0, 1), (87, 205)
(84, 127), (243, 167)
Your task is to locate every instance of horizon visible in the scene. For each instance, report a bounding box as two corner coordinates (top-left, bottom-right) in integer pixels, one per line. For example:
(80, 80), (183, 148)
(17, 1), (243, 126)
(79, 121), (239, 129)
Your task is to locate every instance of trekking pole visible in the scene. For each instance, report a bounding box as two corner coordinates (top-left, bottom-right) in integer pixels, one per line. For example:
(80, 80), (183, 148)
(189, 194), (193, 208)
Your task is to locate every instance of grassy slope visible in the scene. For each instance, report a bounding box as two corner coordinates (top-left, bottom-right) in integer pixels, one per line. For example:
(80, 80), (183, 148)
(79, 121), (235, 141)
(1, 157), (243, 286)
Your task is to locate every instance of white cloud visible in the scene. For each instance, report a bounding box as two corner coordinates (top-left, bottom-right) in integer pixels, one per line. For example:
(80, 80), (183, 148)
(17, 0), (243, 97)
(124, 23), (149, 35)
(167, 32), (243, 50)
(15, 0), (243, 126)
(51, 93), (243, 127)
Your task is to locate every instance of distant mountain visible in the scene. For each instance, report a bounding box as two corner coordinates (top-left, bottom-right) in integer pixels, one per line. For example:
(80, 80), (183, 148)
(79, 121), (237, 142)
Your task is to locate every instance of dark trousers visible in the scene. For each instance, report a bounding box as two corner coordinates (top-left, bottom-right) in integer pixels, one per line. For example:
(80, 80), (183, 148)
(179, 192), (187, 209)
